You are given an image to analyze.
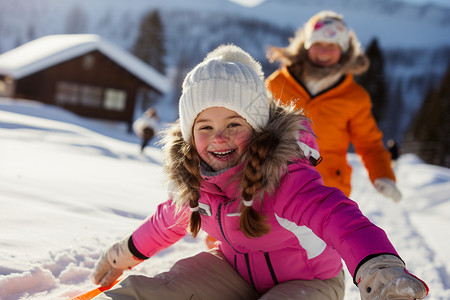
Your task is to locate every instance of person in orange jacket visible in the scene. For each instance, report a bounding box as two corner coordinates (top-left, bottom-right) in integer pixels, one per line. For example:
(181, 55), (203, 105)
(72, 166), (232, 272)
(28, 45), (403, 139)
(265, 10), (401, 202)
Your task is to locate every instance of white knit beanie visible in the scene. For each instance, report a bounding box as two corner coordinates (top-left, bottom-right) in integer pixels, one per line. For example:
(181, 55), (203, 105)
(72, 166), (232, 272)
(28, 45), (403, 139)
(179, 44), (270, 142)
(304, 12), (350, 53)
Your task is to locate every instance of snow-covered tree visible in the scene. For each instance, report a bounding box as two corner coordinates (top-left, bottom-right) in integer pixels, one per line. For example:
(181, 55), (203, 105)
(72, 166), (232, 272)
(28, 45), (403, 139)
(132, 10), (166, 75)
(65, 5), (88, 34)
(132, 10), (166, 110)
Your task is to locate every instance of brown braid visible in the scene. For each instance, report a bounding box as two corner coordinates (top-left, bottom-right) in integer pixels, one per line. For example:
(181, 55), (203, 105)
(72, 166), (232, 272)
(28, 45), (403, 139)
(239, 131), (278, 238)
(162, 123), (202, 237)
(182, 143), (203, 237)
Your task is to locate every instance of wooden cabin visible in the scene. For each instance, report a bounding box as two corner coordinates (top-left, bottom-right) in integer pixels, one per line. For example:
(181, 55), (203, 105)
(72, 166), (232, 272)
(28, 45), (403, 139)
(0, 34), (170, 131)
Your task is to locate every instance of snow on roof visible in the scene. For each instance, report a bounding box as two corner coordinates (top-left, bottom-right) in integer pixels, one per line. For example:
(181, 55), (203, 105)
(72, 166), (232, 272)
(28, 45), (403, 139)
(0, 34), (170, 93)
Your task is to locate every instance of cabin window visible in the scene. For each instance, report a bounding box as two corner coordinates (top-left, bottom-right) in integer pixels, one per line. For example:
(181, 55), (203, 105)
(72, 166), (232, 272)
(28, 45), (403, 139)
(1, 76), (15, 97)
(0, 80), (7, 96)
(104, 88), (127, 111)
(80, 85), (102, 107)
(55, 81), (127, 112)
(55, 81), (79, 105)
(82, 54), (95, 70)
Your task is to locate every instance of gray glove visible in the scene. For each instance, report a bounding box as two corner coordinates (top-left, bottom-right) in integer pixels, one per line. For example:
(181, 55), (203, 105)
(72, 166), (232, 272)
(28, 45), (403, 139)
(355, 254), (428, 300)
(374, 178), (402, 202)
(92, 235), (143, 287)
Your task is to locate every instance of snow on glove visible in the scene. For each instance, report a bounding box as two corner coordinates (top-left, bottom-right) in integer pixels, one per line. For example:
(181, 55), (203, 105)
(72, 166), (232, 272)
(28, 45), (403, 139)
(92, 235), (143, 287)
(355, 254), (428, 300)
(374, 178), (402, 202)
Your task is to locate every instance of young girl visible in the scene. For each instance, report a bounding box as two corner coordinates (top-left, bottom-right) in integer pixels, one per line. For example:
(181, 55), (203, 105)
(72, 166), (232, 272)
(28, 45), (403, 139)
(265, 11), (401, 202)
(91, 45), (427, 299)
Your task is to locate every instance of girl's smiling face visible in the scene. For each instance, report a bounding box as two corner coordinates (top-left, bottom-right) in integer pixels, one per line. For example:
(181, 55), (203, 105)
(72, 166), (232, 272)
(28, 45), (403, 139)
(307, 42), (342, 67)
(193, 106), (253, 172)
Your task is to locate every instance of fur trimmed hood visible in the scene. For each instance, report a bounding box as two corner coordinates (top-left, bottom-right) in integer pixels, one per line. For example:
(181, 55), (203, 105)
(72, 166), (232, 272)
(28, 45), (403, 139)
(161, 99), (310, 208)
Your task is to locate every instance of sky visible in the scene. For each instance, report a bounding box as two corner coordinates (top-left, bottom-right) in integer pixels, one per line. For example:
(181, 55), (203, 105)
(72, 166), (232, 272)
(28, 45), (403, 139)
(1, 97), (450, 299)
(230, 0), (450, 8)
(385, 0), (450, 7)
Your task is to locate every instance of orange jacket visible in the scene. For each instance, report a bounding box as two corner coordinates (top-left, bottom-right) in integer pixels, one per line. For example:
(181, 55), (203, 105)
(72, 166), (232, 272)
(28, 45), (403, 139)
(266, 66), (395, 197)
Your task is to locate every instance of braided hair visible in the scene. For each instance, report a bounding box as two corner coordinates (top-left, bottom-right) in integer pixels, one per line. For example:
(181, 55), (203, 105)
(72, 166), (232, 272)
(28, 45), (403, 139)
(163, 102), (308, 239)
(239, 130), (278, 237)
(163, 122), (203, 237)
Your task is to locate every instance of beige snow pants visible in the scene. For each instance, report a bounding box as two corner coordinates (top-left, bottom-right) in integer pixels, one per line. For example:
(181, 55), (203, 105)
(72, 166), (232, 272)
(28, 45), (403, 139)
(92, 250), (345, 300)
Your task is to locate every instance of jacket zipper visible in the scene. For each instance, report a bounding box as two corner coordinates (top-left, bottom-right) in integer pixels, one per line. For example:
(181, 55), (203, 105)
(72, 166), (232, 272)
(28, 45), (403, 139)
(216, 203), (242, 254)
(245, 253), (256, 289)
(264, 252), (279, 285)
(216, 203), (256, 289)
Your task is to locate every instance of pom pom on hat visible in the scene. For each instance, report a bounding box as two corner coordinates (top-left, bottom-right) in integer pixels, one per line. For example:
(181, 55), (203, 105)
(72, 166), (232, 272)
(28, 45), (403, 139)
(179, 44), (270, 142)
(204, 44), (265, 81)
(304, 11), (350, 53)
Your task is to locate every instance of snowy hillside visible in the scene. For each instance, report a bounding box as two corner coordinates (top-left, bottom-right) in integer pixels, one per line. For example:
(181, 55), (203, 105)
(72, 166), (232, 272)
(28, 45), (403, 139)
(1, 97), (450, 299)
(0, 0), (449, 145)
(1, 0), (449, 52)
(246, 0), (450, 45)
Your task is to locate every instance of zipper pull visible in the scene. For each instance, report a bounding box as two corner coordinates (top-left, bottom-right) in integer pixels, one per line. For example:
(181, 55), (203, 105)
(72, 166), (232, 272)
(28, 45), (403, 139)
(216, 203), (221, 222)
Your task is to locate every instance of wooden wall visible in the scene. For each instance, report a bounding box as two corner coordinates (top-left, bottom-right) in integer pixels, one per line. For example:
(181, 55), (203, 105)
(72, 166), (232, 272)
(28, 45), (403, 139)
(12, 51), (160, 130)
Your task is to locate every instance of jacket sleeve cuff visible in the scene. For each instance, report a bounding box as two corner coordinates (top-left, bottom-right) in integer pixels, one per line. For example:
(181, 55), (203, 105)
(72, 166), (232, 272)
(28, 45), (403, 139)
(352, 253), (403, 285)
(128, 235), (149, 260)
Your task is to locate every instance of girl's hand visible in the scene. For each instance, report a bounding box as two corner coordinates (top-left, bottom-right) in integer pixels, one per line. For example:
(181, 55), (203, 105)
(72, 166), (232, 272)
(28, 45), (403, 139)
(92, 236), (143, 287)
(355, 255), (428, 300)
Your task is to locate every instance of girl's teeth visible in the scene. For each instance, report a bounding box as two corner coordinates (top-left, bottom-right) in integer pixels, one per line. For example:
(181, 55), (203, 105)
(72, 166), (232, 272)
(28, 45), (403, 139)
(213, 150), (234, 157)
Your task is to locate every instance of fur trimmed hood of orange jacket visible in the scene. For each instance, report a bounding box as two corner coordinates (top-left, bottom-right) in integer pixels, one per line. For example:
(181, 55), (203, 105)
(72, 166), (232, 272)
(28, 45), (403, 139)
(161, 98), (312, 210)
(266, 11), (369, 84)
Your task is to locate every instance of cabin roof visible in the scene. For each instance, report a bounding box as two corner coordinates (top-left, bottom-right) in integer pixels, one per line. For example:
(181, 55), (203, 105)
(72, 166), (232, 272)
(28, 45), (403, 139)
(0, 34), (170, 93)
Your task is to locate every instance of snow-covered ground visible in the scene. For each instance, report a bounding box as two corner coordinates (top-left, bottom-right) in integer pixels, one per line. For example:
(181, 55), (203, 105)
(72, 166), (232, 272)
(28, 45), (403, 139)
(1, 97), (449, 299)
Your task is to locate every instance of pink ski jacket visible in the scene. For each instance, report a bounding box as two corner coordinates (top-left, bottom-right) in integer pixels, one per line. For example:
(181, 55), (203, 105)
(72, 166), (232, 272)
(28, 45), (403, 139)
(131, 102), (398, 294)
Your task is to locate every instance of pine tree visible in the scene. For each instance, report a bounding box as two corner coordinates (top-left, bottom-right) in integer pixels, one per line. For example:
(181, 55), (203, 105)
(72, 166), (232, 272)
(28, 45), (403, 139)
(65, 5), (88, 34)
(404, 63), (450, 167)
(132, 10), (166, 110)
(132, 10), (166, 75)
(388, 79), (404, 142)
(356, 38), (387, 123)
(173, 56), (190, 105)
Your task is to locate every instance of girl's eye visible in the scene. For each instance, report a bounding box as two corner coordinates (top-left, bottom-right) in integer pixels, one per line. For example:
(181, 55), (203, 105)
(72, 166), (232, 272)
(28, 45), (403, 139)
(200, 125), (212, 130)
(228, 122), (241, 128)
(327, 44), (339, 50)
